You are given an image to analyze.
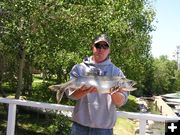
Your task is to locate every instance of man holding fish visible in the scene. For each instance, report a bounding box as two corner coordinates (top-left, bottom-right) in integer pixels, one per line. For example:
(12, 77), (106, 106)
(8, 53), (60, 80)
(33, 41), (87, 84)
(66, 34), (131, 135)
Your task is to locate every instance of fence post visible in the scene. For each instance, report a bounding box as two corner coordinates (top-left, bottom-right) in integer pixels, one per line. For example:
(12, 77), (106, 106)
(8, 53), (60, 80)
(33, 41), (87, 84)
(7, 103), (17, 135)
(139, 119), (146, 135)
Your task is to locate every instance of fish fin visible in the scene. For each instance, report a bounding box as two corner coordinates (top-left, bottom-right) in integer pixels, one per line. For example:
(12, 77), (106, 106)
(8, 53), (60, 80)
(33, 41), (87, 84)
(56, 90), (65, 103)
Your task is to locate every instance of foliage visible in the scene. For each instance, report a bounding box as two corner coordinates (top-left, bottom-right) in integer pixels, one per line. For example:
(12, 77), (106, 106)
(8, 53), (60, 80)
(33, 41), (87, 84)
(53, 114), (71, 135)
(175, 70), (180, 91)
(119, 95), (139, 112)
(152, 55), (177, 95)
(2, 2), (179, 133)
(30, 81), (56, 103)
(0, 0), (156, 98)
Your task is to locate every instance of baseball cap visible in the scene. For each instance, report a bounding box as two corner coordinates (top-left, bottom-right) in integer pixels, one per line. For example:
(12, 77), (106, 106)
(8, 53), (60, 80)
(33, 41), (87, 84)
(93, 34), (111, 46)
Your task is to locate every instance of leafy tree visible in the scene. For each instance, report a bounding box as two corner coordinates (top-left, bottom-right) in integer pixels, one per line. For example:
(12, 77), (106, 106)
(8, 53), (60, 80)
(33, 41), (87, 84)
(1, 0), (156, 98)
(152, 55), (177, 95)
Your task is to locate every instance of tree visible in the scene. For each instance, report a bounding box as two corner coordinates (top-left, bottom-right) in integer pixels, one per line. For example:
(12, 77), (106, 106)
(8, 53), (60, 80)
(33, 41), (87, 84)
(1, 0), (156, 99)
(152, 55), (177, 95)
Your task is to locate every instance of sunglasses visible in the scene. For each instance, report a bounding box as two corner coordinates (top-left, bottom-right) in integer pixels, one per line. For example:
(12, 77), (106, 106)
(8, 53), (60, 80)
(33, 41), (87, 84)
(94, 43), (109, 49)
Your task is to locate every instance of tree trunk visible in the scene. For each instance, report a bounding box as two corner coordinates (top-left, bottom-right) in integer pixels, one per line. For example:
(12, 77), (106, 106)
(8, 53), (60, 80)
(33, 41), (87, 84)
(27, 64), (32, 96)
(42, 69), (47, 82)
(0, 52), (6, 97)
(15, 47), (25, 99)
(23, 60), (33, 96)
(0, 52), (8, 111)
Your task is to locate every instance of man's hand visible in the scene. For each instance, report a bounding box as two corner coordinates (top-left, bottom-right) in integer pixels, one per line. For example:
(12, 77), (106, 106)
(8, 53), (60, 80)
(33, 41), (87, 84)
(72, 85), (97, 99)
(109, 86), (126, 107)
(78, 85), (97, 93)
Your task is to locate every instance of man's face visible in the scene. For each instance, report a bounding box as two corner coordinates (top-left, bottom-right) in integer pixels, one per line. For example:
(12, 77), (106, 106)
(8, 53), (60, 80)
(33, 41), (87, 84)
(92, 41), (110, 63)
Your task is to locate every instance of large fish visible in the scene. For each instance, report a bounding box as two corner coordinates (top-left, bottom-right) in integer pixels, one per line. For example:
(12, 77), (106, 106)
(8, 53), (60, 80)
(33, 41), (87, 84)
(49, 76), (137, 103)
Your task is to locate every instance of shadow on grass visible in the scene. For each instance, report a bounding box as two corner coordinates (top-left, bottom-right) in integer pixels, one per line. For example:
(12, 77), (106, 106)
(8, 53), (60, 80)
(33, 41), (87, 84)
(15, 127), (46, 135)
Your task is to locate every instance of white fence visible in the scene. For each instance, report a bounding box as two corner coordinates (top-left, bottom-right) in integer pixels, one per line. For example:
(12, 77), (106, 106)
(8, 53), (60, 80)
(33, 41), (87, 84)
(0, 97), (179, 135)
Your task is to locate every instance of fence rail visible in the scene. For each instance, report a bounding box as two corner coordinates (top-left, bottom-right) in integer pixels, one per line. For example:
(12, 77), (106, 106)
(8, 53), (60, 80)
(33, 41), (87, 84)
(0, 97), (179, 135)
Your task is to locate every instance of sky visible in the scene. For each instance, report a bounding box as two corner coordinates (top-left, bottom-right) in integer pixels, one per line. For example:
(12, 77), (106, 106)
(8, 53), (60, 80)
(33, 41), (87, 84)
(151, 0), (180, 59)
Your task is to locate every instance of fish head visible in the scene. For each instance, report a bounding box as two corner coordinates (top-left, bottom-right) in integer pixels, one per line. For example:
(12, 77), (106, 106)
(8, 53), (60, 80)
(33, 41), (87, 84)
(112, 78), (137, 91)
(125, 79), (136, 87)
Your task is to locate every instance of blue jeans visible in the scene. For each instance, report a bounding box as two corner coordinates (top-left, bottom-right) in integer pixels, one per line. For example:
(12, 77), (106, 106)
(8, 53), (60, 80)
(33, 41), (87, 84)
(70, 122), (113, 135)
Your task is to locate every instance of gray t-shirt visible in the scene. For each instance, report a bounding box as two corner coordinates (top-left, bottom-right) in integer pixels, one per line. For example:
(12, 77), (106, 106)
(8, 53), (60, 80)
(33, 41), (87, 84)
(66, 56), (128, 129)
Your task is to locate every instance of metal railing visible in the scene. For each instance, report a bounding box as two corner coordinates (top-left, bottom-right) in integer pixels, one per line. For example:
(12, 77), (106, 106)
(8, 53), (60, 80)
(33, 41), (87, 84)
(0, 97), (179, 135)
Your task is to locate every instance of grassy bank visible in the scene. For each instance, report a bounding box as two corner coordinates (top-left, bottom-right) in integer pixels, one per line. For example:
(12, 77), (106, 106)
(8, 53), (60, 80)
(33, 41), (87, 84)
(114, 117), (136, 135)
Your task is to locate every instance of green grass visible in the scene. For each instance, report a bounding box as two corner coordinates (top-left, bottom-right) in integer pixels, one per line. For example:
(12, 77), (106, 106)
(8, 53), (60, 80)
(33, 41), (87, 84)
(114, 118), (136, 135)
(0, 107), (71, 135)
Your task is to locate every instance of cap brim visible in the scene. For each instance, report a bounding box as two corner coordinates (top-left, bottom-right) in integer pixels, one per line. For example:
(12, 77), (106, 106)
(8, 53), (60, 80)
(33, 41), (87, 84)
(94, 39), (110, 45)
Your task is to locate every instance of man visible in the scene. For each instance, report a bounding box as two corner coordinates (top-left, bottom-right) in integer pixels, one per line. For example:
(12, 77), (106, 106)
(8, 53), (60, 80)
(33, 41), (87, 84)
(66, 34), (128, 135)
